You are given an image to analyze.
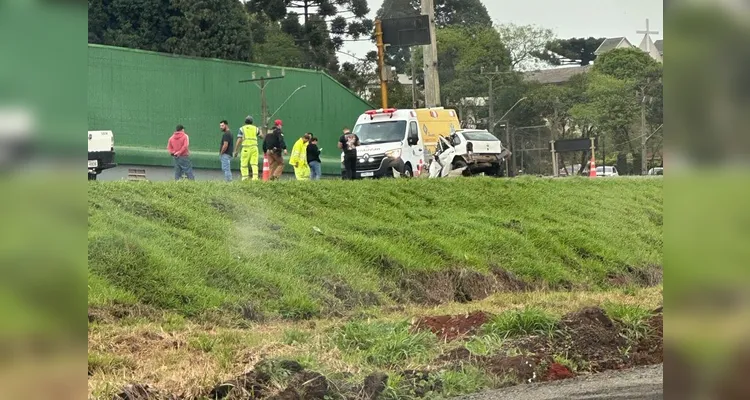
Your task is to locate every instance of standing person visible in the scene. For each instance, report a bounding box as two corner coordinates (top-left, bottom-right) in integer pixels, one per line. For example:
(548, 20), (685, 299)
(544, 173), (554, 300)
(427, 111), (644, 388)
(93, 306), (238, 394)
(262, 119), (287, 180)
(234, 116), (261, 181)
(307, 136), (322, 180)
(290, 132), (311, 180)
(219, 120), (234, 182)
(338, 127), (359, 180)
(167, 124), (195, 180)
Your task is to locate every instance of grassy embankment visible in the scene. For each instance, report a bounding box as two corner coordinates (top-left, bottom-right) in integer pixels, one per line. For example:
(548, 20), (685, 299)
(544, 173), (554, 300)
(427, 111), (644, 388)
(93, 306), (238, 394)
(88, 177), (663, 398)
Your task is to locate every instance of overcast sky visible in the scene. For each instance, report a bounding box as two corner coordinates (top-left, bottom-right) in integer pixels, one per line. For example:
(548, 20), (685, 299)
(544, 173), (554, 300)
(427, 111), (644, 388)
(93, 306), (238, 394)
(340, 0), (664, 62)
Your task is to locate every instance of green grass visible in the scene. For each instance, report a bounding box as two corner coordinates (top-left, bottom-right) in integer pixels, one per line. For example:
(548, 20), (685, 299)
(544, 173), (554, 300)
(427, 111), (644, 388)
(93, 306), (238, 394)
(439, 365), (494, 397)
(464, 334), (506, 356)
(334, 320), (437, 368)
(482, 307), (560, 338)
(88, 177), (662, 320)
(603, 302), (654, 343)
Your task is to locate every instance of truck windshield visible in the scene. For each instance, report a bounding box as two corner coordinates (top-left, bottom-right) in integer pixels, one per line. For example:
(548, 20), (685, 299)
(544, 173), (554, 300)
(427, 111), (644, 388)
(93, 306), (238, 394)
(354, 121), (407, 144)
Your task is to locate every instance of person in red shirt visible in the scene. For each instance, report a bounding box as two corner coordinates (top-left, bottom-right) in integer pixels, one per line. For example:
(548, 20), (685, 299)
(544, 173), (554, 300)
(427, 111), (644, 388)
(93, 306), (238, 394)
(167, 124), (195, 180)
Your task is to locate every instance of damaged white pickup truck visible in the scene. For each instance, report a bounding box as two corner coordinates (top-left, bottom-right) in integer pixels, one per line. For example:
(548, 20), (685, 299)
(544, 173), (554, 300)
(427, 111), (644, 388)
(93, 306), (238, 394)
(426, 129), (511, 178)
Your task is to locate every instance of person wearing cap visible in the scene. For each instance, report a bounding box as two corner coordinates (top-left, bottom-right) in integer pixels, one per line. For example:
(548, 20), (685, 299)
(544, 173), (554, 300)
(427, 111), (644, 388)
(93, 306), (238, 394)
(263, 119), (287, 180)
(234, 115), (261, 181)
(289, 132), (312, 180)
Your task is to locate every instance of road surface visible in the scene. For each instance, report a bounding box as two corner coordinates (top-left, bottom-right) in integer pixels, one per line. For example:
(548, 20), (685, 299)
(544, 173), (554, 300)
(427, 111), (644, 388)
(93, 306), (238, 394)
(454, 364), (663, 400)
(95, 165), (333, 181)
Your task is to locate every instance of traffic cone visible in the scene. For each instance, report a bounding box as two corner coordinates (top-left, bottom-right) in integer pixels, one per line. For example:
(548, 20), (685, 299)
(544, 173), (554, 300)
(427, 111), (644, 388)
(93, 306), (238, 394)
(589, 157), (597, 178)
(262, 153), (271, 181)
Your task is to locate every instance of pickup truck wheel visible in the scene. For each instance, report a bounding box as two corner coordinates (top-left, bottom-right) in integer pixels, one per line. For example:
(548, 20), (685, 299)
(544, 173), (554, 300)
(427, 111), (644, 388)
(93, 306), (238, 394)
(488, 163), (503, 177)
(453, 159), (471, 177)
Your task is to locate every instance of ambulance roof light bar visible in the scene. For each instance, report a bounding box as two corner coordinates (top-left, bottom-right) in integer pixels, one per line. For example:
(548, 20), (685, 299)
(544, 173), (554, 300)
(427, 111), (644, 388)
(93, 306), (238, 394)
(364, 108), (398, 120)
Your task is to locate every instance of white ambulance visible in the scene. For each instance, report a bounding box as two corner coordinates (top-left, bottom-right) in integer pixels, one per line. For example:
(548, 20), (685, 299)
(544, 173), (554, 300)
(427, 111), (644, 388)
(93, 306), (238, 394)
(343, 107), (460, 178)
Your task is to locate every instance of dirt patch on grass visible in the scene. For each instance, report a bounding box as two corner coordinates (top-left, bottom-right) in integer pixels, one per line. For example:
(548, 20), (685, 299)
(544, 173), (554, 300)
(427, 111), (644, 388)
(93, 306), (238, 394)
(544, 363), (575, 381)
(397, 267), (531, 306)
(607, 264), (663, 288)
(321, 278), (381, 312)
(436, 347), (474, 363)
(631, 313), (663, 365)
(558, 307), (628, 371)
(88, 303), (158, 324)
(412, 311), (492, 341)
(480, 355), (542, 385)
(509, 306), (662, 374)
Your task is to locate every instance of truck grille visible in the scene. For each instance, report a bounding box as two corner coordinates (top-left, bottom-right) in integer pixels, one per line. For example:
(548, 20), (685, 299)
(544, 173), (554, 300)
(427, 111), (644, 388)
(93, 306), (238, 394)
(357, 154), (385, 171)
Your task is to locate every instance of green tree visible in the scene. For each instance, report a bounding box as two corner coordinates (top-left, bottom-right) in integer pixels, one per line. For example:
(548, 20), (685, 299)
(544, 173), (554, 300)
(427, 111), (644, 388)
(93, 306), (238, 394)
(593, 47), (663, 168)
(592, 47), (661, 83)
(537, 37), (606, 66)
(252, 23), (304, 67)
(88, 0), (176, 53)
(370, 81), (413, 109)
(430, 0), (492, 28)
(88, 0), (256, 62)
(167, 0), (255, 61)
(247, 0), (373, 72)
(430, 26), (510, 104)
(496, 23), (555, 70)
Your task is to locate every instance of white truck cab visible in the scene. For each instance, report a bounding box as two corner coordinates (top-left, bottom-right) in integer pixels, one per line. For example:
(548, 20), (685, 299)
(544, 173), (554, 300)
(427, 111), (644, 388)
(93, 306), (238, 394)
(344, 108), (459, 178)
(88, 130), (116, 180)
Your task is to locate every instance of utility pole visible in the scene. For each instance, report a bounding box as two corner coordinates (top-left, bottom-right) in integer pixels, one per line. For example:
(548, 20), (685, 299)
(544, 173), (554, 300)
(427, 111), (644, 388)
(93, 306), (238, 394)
(239, 69), (286, 137)
(481, 66), (501, 133)
(375, 20), (388, 109)
(421, 0), (440, 107)
(640, 90), (648, 174)
(410, 47), (418, 108)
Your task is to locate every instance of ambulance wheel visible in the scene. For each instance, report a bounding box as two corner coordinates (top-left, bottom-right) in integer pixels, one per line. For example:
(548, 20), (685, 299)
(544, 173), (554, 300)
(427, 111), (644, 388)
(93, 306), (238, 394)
(402, 163), (413, 178)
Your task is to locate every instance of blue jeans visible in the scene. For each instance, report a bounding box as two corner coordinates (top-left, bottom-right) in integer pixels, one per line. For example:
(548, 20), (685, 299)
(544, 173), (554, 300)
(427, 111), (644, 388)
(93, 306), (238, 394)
(309, 161), (322, 180)
(220, 153), (232, 182)
(174, 156), (195, 180)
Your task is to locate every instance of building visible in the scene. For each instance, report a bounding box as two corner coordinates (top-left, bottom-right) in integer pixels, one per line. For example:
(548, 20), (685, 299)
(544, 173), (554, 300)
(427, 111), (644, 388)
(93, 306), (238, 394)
(526, 20), (663, 85)
(594, 37), (636, 57)
(524, 65), (592, 85)
(595, 19), (663, 63)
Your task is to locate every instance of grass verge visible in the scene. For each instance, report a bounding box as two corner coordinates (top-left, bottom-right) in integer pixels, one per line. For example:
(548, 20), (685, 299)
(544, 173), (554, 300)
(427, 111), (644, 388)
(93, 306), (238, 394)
(88, 177), (662, 321)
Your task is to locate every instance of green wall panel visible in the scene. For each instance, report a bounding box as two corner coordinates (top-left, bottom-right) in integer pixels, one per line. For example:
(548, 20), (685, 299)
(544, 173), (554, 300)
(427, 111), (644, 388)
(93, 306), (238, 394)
(88, 45), (372, 173)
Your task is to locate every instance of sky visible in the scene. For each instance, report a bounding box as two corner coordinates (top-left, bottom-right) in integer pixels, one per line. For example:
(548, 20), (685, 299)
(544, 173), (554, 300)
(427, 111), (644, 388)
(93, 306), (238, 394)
(339, 0), (664, 63)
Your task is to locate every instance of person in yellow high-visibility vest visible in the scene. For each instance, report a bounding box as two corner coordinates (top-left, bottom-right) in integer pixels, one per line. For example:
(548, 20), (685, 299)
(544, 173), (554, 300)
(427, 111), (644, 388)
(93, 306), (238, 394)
(289, 132), (311, 180)
(233, 116), (261, 181)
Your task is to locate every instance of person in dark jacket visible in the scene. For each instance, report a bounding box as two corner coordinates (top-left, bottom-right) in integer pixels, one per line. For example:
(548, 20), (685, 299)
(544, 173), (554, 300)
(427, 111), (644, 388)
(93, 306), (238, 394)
(307, 136), (322, 180)
(263, 119), (287, 180)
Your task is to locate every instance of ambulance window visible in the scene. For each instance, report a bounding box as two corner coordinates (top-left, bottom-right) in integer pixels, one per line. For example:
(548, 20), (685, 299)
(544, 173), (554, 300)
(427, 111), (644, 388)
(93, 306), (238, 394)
(409, 122), (419, 137)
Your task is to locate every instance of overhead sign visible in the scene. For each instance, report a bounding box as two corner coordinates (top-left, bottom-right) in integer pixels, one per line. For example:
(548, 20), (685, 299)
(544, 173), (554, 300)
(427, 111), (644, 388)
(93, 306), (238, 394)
(381, 15), (431, 47)
(550, 137), (598, 152)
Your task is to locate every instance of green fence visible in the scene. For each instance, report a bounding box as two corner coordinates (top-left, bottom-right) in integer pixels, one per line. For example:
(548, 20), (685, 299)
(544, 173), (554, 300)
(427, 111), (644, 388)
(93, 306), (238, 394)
(88, 44), (372, 175)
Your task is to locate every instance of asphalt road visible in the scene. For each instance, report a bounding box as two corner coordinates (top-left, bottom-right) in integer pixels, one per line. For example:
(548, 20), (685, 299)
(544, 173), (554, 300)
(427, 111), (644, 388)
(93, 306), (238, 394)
(94, 165), (333, 181)
(453, 364), (663, 400)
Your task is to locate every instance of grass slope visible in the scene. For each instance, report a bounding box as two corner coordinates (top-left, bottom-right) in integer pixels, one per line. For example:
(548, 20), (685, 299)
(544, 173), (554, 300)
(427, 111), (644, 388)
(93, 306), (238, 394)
(88, 177), (662, 321)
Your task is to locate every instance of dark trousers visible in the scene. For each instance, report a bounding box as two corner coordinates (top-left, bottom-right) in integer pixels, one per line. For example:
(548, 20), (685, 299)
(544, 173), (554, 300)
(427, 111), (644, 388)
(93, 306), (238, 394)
(343, 153), (357, 180)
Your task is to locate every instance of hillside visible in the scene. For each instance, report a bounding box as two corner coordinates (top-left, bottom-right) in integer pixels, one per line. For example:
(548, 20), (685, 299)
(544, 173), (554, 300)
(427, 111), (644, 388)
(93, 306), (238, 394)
(88, 177), (662, 323)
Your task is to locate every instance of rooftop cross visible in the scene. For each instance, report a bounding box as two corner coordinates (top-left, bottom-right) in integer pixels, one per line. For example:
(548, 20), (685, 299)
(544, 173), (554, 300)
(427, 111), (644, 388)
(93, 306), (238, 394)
(636, 18), (660, 52)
